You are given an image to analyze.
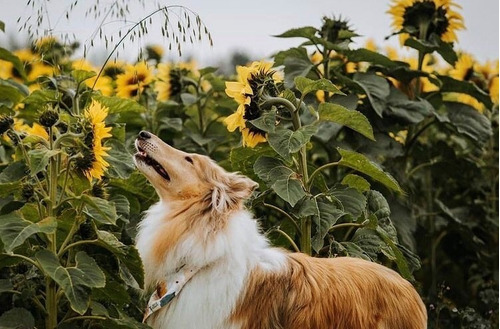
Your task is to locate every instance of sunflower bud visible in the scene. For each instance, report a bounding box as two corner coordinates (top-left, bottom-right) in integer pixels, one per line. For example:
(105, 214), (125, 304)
(91, 180), (109, 199)
(0, 115), (14, 134)
(21, 183), (34, 201)
(39, 108), (59, 127)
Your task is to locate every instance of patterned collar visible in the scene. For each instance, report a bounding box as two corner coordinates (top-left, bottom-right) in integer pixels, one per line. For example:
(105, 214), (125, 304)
(143, 265), (201, 322)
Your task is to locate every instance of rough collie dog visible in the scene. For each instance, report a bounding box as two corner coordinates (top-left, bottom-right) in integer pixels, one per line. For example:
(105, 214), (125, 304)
(133, 131), (427, 329)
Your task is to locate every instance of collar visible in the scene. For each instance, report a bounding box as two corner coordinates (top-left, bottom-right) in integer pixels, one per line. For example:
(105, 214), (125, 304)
(143, 265), (201, 322)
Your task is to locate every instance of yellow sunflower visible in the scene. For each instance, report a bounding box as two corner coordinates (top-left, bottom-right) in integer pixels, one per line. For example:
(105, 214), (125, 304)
(115, 62), (153, 99)
(79, 100), (112, 180)
(388, 0), (465, 45)
(224, 61), (282, 148)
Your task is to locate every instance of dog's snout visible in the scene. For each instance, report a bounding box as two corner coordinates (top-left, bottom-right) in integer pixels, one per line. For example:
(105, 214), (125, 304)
(139, 131), (152, 140)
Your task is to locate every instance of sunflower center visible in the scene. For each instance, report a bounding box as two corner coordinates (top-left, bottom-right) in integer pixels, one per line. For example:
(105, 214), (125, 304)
(168, 68), (183, 96)
(402, 1), (449, 40)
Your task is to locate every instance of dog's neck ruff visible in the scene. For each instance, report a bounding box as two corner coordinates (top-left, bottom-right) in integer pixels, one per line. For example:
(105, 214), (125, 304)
(143, 265), (200, 322)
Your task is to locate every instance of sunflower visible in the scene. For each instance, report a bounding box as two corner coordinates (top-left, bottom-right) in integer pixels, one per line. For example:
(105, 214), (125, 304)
(224, 61), (282, 148)
(77, 100), (112, 180)
(0, 49), (54, 84)
(155, 61), (202, 102)
(388, 0), (465, 45)
(115, 62), (153, 99)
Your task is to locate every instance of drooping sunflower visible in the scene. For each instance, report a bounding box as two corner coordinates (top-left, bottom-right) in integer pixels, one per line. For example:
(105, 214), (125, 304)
(76, 100), (112, 180)
(388, 0), (465, 45)
(115, 62), (153, 99)
(224, 61), (282, 148)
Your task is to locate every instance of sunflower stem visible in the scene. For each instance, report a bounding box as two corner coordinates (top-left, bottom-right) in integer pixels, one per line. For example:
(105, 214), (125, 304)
(260, 96), (311, 255)
(45, 126), (58, 329)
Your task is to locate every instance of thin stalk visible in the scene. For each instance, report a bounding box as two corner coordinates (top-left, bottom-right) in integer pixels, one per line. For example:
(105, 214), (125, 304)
(59, 240), (98, 256)
(329, 222), (366, 232)
(271, 229), (300, 253)
(8, 254), (41, 270)
(45, 126), (58, 329)
(260, 96), (311, 255)
(263, 202), (301, 235)
(307, 161), (340, 189)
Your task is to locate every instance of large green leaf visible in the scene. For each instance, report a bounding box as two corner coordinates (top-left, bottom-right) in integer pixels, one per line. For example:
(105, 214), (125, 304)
(318, 102), (374, 140)
(337, 148), (402, 193)
(36, 250), (105, 315)
(92, 94), (146, 115)
(254, 156), (306, 207)
(442, 101), (493, 146)
(82, 195), (118, 225)
(345, 48), (402, 68)
(439, 76), (493, 108)
(95, 230), (144, 289)
(0, 308), (34, 329)
(0, 213), (56, 253)
(27, 149), (60, 176)
(71, 70), (96, 86)
(274, 47), (313, 88)
(267, 125), (318, 161)
(299, 197), (345, 253)
(294, 77), (343, 97)
(329, 186), (367, 219)
(0, 84), (24, 107)
(230, 144), (275, 182)
(386, 87), (434, 124)
(353, 73), (390, 117)
(104, 139), (135, 179)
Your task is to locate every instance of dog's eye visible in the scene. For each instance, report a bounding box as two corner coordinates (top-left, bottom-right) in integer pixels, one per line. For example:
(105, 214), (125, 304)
(185, 156), (193, 164)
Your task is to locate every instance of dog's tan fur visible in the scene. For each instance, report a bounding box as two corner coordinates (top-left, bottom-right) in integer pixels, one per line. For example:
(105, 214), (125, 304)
(134, 132), (427, 329)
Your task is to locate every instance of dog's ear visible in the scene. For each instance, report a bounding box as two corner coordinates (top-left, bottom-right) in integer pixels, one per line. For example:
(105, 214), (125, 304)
(211, 173), (258, 213)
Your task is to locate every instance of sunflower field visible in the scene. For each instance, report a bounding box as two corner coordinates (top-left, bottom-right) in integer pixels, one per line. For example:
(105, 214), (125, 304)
(0, 0), (497, 328)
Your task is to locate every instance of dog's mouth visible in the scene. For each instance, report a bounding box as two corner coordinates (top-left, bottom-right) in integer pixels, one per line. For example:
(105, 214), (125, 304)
(135, 145), (171, 181)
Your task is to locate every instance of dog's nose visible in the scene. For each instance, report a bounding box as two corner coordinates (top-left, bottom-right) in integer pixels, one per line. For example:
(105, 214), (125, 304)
(139, 131), (151, 140)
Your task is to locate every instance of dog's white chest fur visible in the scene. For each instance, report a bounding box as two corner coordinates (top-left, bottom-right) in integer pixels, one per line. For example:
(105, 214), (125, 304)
(135, 202), (286, 329)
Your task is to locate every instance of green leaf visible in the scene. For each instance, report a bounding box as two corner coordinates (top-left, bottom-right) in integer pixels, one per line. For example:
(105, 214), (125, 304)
(0, 84), (24, 106)
(110, 195), (130, 221)
(274, 26), (318, 39)
(267, 125), (318, 161)
(345, 48), (402, 68)
(160, 117), (183, 132)
(443, 101), (493, 146)
(254, 156), (306, 207)
(36, 250), (105, 315)
(386, 87), (434, 124)
(95, 230), (144, 288)
(318, 102), (374, 140)
(0, 21), (4, 32)
(230, 145), (275, 182)
(439, 76), (493, 108)
(0, 213), (56, 253)
(353, 73), (390, 117)
(199, 66), (218, 76)
(0, 48), (26, 80)
(341, 174), (371, 193)
(274, 47), (313, 88)
(82, 195), (118, 225)
(375, 226), (412, 280)
(250, 109), (277, 133)
(71, 70), (96, 85)
(180, 93), (197, 106)
(92, 94), (146, 115)
(294, 77), (343, 97)
(337, 148), (402, 193)
(104, 139), (135, 179)
(329, 186), (367, 219)
(27, 148), (59, 176)
(0, 161), (27, 183)
(300, 197), (345, 253)
(0, 308), (34, 329)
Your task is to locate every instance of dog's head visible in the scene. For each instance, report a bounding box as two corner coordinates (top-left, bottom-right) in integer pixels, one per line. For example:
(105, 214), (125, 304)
(133, 131), (258, 213)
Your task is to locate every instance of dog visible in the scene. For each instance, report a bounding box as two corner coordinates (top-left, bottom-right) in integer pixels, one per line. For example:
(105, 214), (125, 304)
(133, 130), (427, 329)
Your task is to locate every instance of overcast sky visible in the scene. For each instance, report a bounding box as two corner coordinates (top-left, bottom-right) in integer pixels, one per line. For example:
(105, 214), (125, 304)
(0, 0), (498, 66)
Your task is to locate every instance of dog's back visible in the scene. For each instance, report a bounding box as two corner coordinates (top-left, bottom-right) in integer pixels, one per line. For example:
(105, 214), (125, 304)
(230, 253), (427, 329)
